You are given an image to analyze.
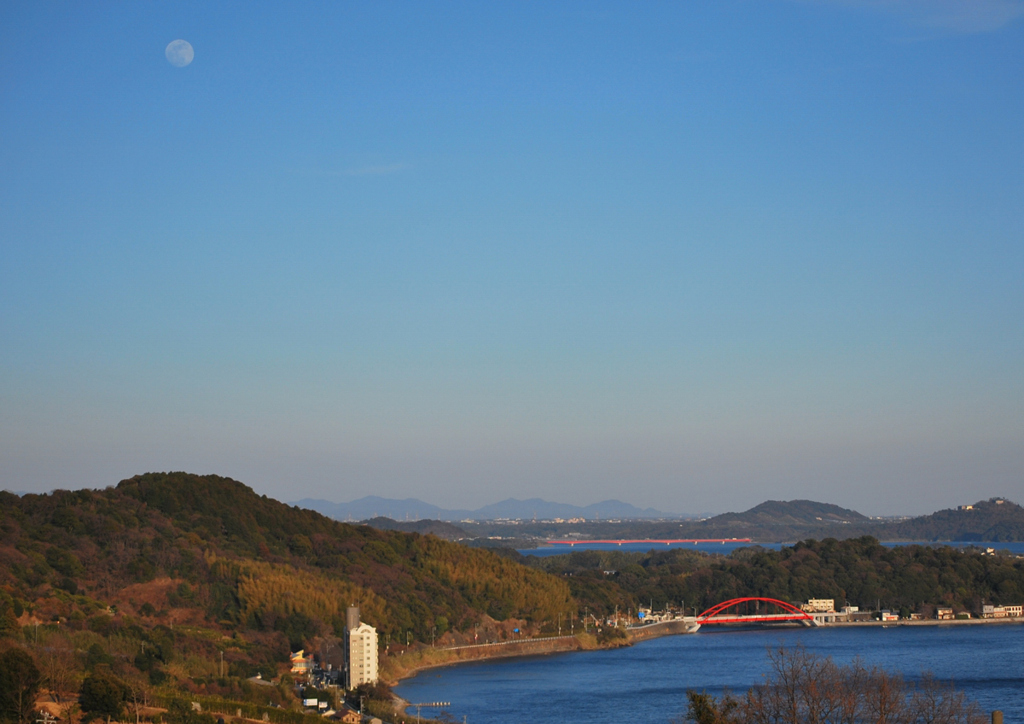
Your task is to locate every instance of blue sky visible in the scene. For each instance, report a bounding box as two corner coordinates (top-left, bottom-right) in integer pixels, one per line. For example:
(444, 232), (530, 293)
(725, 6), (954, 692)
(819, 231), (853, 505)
(2, 1), (1022, 515)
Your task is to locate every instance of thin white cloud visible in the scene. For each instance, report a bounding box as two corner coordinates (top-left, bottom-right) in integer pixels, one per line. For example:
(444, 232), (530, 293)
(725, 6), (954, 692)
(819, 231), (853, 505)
(800, 0), (1024, 33)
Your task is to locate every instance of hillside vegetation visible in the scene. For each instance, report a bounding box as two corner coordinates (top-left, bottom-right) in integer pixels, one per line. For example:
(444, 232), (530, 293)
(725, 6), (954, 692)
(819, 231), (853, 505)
(527, 536), (1024, 616)
(888, 498), (1024, 542)
(361, 518), (468, 541)
(0, 473), (574, 682)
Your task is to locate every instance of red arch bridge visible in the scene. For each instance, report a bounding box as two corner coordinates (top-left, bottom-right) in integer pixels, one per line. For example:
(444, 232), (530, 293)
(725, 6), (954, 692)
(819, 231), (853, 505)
(694, 597), (818, 629)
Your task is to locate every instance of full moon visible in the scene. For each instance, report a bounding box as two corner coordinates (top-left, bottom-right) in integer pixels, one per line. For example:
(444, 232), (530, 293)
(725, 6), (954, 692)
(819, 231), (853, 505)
(165, 39), (194, 67)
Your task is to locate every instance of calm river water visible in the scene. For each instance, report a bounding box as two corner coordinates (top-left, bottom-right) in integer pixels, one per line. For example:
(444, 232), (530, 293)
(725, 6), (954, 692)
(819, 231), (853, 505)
(394, 624), (1024, 723)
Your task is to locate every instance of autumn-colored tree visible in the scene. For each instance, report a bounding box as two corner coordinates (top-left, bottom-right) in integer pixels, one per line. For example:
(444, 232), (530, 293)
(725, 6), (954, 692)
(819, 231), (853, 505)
(38, 637), (76, 705)
(121, 670), (150, 724)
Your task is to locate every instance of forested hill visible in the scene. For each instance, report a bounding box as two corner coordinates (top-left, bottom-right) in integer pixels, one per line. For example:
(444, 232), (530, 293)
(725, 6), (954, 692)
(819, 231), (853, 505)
(691, 499), (869, 535)
(0, 472), (573, 648)
(361, 517), (469, 541)
(888, 498), (1024, 542)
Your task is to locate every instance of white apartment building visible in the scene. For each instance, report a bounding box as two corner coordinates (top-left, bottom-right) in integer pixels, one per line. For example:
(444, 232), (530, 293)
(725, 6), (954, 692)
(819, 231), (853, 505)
(344, 606), (379, 689)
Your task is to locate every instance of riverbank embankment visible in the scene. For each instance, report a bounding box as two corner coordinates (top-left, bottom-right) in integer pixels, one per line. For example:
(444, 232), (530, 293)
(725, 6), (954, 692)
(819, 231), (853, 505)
(624, 619), (697, 642)
(381, 634), (606, 686)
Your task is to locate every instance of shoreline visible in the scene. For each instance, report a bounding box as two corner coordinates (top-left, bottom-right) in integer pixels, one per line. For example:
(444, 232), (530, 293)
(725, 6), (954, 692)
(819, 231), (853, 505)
(381, 633), (607, 688)
(385, 634), (608, 720)
(388, 615), (1024, 687)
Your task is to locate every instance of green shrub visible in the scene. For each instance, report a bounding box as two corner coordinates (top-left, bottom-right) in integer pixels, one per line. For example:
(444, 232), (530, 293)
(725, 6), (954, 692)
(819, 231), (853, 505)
(79, 668), (126, 722)
(0, 648), (41, 724)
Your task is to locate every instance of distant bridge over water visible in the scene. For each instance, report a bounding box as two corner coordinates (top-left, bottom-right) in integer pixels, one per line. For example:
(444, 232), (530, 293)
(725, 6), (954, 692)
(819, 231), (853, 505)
(628, 597), (824, 635)
(694, 597), (817, 630)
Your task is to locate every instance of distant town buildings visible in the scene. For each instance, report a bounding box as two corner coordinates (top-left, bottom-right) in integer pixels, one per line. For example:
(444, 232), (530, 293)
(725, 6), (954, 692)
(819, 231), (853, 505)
(982, 604), (1023, 619)
(801, 599), (835, 613)
(344, 606), (379, 689)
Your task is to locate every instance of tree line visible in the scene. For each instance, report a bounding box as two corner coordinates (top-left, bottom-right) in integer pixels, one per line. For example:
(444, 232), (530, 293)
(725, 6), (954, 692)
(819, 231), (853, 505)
(527, 536), (1024, 616)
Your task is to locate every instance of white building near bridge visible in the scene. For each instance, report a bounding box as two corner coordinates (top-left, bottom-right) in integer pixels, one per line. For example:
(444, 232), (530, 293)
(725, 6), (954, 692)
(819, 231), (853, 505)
(344, 606), (379, 689)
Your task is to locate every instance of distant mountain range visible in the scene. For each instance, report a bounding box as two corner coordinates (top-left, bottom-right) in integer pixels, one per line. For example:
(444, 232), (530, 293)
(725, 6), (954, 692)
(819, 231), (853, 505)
(290, 495), (680, 522)
(291, 495), (1024, 543)
(546, 497), (1024, 543)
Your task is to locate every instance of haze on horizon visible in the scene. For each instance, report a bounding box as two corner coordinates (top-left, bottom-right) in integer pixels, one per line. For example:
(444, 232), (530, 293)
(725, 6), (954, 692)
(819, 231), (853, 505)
(2, 1), (1023, 518)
